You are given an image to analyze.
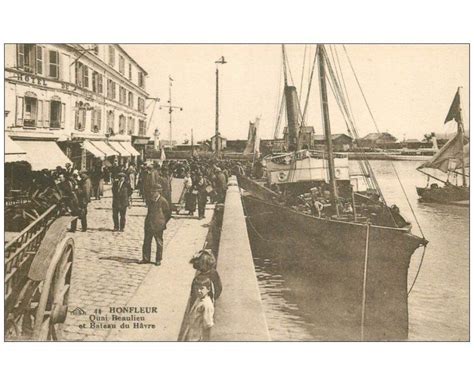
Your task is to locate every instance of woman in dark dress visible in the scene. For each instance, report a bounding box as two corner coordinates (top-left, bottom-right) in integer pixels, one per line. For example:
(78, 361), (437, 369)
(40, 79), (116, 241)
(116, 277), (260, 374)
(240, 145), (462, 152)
(186, 173), (198, 216)
(195, 174), (209, 219)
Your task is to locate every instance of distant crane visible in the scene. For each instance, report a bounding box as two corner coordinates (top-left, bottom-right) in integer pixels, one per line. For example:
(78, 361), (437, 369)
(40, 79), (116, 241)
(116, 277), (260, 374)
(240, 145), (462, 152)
(160, 75), (183, 150)
(215, 56), (227, 156)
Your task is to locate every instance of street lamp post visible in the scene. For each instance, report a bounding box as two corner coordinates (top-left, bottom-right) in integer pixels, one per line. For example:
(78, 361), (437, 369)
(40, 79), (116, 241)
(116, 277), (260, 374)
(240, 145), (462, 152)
(215, 56), (227, 156)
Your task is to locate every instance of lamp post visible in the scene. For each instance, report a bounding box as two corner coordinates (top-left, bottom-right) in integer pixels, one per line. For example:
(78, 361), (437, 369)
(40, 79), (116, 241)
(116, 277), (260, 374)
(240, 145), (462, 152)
(215, 56), (227, 156)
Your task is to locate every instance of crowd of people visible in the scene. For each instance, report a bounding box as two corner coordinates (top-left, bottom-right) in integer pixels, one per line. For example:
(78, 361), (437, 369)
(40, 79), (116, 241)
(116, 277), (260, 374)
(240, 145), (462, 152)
(7, 156), (252, 341)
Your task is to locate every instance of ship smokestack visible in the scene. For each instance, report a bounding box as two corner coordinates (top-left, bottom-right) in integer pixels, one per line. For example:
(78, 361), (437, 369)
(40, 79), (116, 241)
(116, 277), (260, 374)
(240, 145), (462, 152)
(285, 85), (300, 151)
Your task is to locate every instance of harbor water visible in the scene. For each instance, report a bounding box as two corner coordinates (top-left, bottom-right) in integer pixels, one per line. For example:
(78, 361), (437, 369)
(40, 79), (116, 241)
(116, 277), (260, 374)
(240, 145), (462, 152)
(251, 160), (469, 341)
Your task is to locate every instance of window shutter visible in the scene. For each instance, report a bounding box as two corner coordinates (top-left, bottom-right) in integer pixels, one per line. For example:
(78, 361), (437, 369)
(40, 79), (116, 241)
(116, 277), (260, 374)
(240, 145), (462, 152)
(44, 100), (50, 128)
(58, 51), (63, 81)
(37, 100), (44, 127)
(15, 96), (24, 126)
(36, 46), (43, 75)
(44, 49), (49, 79)
(97, 110), (102, 131)
(17, 44), (25, 68)
(61, 103), (66, 128)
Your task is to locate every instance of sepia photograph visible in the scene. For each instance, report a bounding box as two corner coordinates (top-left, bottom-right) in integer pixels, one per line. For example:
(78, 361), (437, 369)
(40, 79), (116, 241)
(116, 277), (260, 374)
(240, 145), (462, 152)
(3, 43), (469, 343)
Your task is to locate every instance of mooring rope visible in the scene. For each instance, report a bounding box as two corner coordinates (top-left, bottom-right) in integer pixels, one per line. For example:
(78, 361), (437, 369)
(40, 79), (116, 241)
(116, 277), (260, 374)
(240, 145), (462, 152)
(407, 244), (428, 296)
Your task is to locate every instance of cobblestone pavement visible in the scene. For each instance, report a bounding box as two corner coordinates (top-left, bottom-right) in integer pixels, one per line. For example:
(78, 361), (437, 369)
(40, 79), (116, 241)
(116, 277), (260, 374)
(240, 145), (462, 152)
(62, 187), (185, 341)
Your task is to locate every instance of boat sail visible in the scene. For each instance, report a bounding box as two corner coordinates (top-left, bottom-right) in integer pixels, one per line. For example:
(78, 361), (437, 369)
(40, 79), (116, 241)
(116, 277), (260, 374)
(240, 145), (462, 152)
(243, 117), (261, 157)
(416, 88), (469, 204)
(238, 44), (427, 340)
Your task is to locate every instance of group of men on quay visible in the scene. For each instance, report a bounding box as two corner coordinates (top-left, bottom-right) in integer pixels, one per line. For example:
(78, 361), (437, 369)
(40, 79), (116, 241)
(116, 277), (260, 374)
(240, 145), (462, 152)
(24, 156), (251, 266)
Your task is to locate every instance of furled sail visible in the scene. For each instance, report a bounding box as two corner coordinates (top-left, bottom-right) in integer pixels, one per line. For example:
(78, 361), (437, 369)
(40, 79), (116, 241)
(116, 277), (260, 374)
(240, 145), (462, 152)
(243, 118), (260, 156)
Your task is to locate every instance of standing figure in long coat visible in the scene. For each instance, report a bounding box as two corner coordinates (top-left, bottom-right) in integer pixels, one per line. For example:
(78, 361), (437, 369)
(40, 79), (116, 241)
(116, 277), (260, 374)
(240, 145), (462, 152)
(112, 172), (132, 231)
(142, 184), (171, 266)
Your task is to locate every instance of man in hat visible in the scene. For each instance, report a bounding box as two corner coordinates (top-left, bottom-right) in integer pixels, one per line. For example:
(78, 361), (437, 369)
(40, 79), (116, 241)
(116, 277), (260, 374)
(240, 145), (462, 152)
(142, 183), (171, 266)
(112, 172), (132, 231)
(214, 167), (227, 204)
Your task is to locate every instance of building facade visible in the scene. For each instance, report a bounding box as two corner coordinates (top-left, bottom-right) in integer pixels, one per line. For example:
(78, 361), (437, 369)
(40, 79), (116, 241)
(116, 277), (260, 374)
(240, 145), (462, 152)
(5, 44), (150, 171)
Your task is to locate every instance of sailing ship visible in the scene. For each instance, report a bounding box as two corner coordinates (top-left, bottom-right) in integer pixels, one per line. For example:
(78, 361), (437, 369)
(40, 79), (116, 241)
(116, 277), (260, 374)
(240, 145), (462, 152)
(416, 88), (469, 205)
(238, 45), (428, 340)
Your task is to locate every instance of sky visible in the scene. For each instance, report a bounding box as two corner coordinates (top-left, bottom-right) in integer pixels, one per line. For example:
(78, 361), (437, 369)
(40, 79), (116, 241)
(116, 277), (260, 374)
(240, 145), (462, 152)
(123, 44), (469, 143)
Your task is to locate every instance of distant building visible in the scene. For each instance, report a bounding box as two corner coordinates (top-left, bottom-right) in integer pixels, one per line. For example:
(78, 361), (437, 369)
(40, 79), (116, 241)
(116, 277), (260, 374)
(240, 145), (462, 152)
(403, 138), (423, 149)
(260, 139), (286, 154)
(210, 134), (227, 151)
(159, 139), (178, 149)
(313, 133), (353, 151)
(358, 132), (398, 149)
(283, 126), (315, 149)
(226, 139), (247, 153)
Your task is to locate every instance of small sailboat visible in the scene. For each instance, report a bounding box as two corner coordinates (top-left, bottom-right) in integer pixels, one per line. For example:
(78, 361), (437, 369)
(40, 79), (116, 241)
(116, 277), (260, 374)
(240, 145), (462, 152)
(239, 44), (428, 340)
(416, 88), (469, 205)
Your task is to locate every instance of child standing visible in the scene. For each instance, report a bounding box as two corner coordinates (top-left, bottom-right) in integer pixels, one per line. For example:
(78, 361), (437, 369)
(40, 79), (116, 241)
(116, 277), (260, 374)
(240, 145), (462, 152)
(182, 278), (215, 341)
(189, 250), (222, 303)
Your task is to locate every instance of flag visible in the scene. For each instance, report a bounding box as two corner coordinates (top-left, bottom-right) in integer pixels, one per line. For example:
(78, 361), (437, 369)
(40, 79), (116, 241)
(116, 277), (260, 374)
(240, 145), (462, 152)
(444, 88), (462, 124)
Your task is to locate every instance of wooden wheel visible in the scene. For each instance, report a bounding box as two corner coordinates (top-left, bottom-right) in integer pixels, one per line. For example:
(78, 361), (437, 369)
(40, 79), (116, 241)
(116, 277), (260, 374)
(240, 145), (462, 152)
(5, 280), (42, 340)
(33, 237), (74, 341)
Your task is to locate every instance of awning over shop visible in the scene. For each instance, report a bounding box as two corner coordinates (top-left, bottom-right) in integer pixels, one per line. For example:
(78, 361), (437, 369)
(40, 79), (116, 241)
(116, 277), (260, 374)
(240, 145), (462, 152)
(90, 141), (119, 157)
(14, 140), (71, 170)
(5, 136), (30, 163)
(108, 141), (131, 157)
(83, 140), (106, 158)
(119, 142), (140, 156)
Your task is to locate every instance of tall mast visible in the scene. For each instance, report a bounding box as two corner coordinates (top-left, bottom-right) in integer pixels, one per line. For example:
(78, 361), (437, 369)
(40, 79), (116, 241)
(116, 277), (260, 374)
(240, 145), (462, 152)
(317, 45), (339, 216)
(282, 45), (288, 87)
(458, 87), (467, 187)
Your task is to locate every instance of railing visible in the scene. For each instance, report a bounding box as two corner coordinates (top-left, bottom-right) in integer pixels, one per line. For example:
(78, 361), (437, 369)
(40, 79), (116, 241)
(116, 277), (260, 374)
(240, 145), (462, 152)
(4, 205), (60, 315)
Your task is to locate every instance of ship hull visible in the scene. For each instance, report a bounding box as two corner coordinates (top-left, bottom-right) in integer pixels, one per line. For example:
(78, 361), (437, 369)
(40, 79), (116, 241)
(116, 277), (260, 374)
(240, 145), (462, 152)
(416, 185), (469, 204)
(239, 177), (426, 340)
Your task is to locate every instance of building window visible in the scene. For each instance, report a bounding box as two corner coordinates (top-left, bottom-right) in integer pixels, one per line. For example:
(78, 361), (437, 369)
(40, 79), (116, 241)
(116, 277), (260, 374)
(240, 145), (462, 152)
(36, 46), (43, 75)
(107, 110), (114, 134)
(138, 119), (146, 136)
(75, 62), (89, 88)
(92, 72), (103, 94)
(108, 45), (115, 67)
(107, 79), (116, 100)
(127, 116), (135, 135)
(75, 103), (87, 131)
(97, 74), (103, 94)
(17, 44), (37, 73)
(24, 96), (38, 127)
(119, 114), (126, 134)
(128, 92), (134, 108)
(128, 63), (132, 80)
(119, 55), (125, 74)
(119, 86), (126, 104)
(83, 66), (89, 88)
(91, 44), (99, 55)
(138, 71), (145, 88)
(137, 97), (145, 113)
(91, 108), (101, 133)
(49, 50), (60, 79)
(50, 101), (62, 129)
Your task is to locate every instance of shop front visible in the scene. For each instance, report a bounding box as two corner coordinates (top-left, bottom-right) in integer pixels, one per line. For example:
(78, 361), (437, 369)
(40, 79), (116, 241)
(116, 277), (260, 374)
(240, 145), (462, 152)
(132, 135), (150, 164)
